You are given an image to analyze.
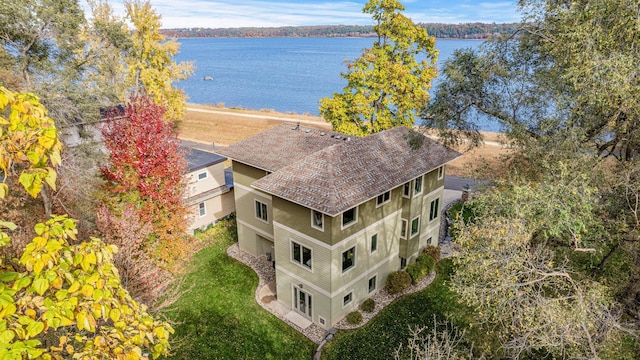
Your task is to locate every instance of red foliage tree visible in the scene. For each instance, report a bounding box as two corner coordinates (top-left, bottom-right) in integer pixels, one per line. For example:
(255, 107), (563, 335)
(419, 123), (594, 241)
(100, 94), (191, 264)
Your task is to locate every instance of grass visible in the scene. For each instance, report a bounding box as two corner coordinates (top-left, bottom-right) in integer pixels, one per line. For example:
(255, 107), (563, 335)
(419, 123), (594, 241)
(161, 219), (315, 359)
(321, 259), (474, 360)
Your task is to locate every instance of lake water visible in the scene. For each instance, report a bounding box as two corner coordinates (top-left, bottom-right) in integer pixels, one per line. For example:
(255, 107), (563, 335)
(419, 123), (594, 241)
(175, 38), (492, 129)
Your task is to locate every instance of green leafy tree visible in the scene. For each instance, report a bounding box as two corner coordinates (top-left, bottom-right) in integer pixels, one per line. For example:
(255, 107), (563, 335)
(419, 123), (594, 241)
(425, 0), (640, 161)
(319, 0), (437, 136)
(0, 85), (172, 359)
(448, 164), (631, 358)
(124, 0), (193, 122)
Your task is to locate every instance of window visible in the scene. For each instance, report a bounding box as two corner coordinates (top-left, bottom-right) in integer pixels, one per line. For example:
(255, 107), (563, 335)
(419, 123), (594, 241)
(343, 292), (353, 307)
(400, 257), (407, 269)
(342, 247), (355, 273)
(197, 171), (208, 181)
(311, 210), (324, 230)
(403, 182), (411, 198)
(376, 191), (390, 206)
(292, 241), (312, 269)
(438, 166), (444, 180)
(319, 317), (326, 326)
(411, 216), (420, 238)
(370, 233), (378, 253)
(198, 202), (206, 217)
(400, 219), (408, 239)
(429, 198), (440, 222)
(414, 175), (423, 196)
(255, 200), (268, 222)
(342, 206), (357, 228)
(368, 275), (377, 293)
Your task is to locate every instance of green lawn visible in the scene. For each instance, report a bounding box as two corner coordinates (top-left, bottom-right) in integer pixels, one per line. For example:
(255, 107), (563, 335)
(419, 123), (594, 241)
(321, 259), (474, 359)
(161, 219), (315, 359)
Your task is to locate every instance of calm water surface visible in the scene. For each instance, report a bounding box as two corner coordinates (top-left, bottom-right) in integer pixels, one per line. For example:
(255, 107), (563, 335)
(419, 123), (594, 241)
(175, 38), (492, 129)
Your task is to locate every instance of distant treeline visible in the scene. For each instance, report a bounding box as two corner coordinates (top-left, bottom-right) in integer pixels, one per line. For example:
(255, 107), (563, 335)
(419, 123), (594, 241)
(160, 23), (520, 39)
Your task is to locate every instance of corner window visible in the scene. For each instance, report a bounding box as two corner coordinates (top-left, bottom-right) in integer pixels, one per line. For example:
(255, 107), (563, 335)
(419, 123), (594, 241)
(311, 210), (324, 231)
(255, 200), (268, 222)
(368, 275), (377, 293)
(342, 206), (358, 228)
(292, 241), (312, 270)
(376, 191), (390, 206)
(197, 171), (208, 181)
(198, 202), (206, 217)
(343, 292), (353, 307)
(429, 198), (440, 222)
(403, 182), (411, 198)
(342, 247), (355, 273)
(400, 219), (408, 239)
(411, 216), (420, 238)
(370, 233), (378, 253)
(438, 166), (444, 180)
(414, 175), (423, 196)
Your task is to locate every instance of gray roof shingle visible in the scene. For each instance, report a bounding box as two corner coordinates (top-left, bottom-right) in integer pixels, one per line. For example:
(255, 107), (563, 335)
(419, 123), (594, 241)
(218, 124), (462, 216)
(183, 147), (226, 172)
(215, 124), (350, 172)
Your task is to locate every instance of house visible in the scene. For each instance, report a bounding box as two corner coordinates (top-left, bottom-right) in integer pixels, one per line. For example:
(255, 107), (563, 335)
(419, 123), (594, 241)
(217, 124), (461, 328)
(183, 147), (235, 233)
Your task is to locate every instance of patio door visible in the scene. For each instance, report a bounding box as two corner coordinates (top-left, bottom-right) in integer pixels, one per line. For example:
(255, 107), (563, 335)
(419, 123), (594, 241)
(293, 286), (312, 320)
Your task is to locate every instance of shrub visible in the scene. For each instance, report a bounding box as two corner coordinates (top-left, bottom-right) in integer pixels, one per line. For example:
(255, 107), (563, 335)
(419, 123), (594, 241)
(408, 254), (437, 284)
(423, 245), (441, 262)
(385, 270), (412, 294)
(407, 263), (427, 285)
(360, 298), (375, 313)
(346, 311), (363, 325)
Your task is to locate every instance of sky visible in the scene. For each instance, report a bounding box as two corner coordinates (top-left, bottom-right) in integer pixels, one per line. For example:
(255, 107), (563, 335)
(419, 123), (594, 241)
(85, 0), (521, 29)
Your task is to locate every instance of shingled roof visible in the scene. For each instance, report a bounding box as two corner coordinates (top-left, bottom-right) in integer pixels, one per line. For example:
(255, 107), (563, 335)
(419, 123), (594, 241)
(216, 124), (350, 172)
(183, 147), (226, 172)
(252, 126), (461, 216)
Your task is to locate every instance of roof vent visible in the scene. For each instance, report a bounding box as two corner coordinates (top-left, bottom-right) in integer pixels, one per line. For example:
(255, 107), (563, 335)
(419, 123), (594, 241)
(291, 122), (300, 130)
(320, 132), (326, 136)
(335, 135), (342, 140)
(304, 129), (310, 133)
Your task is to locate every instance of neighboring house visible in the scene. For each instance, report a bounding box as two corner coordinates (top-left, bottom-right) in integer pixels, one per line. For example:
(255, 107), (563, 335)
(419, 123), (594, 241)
(217, 124), (461, 329)
(183, 147), (235, 233)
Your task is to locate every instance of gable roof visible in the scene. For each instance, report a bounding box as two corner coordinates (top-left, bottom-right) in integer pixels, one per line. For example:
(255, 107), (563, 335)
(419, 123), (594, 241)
(183, 147), (226, 172)
(216, 124), (349, 172)
(218, 124), (461, 217)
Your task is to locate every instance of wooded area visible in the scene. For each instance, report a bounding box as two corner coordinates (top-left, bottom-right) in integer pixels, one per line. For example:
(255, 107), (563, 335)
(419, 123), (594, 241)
(160, 23), (520, 39)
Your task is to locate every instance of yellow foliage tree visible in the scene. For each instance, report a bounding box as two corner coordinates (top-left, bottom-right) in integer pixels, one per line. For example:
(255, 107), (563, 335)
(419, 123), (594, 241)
(124, 0), (193, 122)
(0, 85), (173, 359)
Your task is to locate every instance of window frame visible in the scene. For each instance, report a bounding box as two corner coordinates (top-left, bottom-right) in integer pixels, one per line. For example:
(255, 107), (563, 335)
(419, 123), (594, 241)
(370, 233), (378, 254)
(368, 275), (377, 293)
(342, 292), (353, 307)
(311, 210), (324, 231)
(341, 206), (358, 229)
(341, 246), (356, 273)
(376, 191), (391, 207)
(429, 198), (440, 222)
(197, 171), (208, 181)
(255, 199), (268, 223)
(198, 202), (206, 217)
(413, 175), (423, 197)
(291, 240), (313, 270)
(410, 216), (421, 238)
(400, 218), (408, 239)
(402, 181), (411, 198)
(437, 166), (444, 180)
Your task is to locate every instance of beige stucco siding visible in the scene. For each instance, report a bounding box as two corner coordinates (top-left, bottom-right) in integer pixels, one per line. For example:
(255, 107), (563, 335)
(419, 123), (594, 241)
(186, 162), (226, 197)
(231, 161), (274, 256)
(272, 197), (333, 245)
(188, 190), (235, 232)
